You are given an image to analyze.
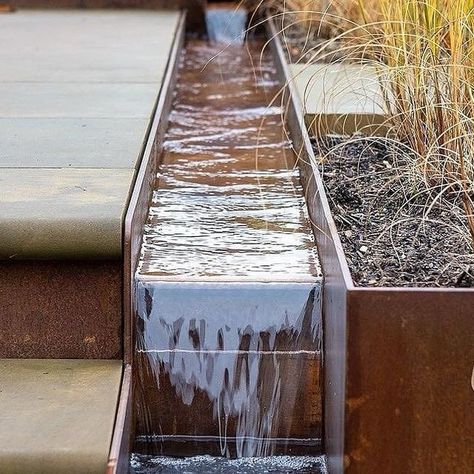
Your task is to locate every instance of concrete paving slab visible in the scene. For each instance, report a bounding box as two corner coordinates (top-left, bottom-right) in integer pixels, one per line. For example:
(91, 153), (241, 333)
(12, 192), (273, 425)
(290, 62), (388, 135)
(0, 11), (180, 83)
(0, 118), (149, 168)
(0, 10), (180, 259)
(290, 62), (384, 115)
(0, 10), (181, 258)
(0, 359), (122, 474)
(0, 83), (159, 119)
(0, 168), (134, 258)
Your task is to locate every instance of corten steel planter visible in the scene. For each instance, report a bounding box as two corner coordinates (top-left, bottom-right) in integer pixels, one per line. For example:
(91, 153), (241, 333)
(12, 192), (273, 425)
(267, 18), (474, 474)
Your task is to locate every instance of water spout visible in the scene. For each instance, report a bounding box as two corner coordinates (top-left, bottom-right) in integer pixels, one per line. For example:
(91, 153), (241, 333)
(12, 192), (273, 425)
(205, 2), (248, 45)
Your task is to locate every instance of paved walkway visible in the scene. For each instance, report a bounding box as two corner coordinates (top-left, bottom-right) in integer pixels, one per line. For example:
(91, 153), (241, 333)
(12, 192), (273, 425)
(0, 9), (180, 473)
(0, 10), (180, 258)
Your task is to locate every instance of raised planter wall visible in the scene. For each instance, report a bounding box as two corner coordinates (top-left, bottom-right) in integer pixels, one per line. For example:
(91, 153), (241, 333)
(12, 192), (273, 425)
(269, 18), (474, 474)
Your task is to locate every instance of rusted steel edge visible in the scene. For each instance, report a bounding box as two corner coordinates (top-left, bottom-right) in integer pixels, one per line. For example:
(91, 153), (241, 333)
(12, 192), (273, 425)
(264, 17), (353, 288)
(123, 11), (187, 366)
(108, 13), (186, 473)
(267, 15), (474, 474)
(106, 365), (132, 474)
(266, 17), (347, 473)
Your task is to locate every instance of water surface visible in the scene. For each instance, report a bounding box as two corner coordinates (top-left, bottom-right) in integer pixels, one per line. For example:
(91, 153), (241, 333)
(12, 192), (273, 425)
(134, 39), (322, 460)
(138, 40), (320, 280)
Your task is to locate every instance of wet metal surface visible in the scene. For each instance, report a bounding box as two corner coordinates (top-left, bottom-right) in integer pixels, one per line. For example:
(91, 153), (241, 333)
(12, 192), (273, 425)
(134, 39), (322, 460)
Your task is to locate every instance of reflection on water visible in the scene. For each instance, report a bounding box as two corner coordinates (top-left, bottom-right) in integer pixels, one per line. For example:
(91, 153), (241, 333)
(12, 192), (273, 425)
(138, 40), (320, 279)
(134, 39), (322, 460)
(130, 454), (328, 474)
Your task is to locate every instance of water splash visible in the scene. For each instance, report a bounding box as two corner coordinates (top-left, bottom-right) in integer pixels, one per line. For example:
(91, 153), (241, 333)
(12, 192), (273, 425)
(130, 453), (328, 473)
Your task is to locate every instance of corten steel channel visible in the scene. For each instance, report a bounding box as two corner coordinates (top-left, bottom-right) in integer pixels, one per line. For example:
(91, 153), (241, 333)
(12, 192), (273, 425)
(107, 12), (186, 473)
(110, 11), (326, 469)
(267, 18), (474, 474)
(107, 365), (132, 474)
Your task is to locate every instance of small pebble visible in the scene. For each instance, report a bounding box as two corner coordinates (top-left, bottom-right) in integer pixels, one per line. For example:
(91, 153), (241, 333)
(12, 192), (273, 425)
(360, 245), (368, 253)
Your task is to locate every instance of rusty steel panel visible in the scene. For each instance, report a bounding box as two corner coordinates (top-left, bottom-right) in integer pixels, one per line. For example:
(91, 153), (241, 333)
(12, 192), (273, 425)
(345, 289), (474, 473)
(0, 260), (122, 359)
(107, 365), (132, 474)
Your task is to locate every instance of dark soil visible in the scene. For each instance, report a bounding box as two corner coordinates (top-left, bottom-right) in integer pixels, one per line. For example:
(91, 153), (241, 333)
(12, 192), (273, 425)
(312, 135), (474, 287)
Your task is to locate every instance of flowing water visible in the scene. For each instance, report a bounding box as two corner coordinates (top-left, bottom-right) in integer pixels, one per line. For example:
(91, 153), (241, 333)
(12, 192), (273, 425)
(132, 28), (323, 471)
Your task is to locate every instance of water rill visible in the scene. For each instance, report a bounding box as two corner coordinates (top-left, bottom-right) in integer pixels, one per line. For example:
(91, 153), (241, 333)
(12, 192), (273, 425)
(131, 9), (324, 473)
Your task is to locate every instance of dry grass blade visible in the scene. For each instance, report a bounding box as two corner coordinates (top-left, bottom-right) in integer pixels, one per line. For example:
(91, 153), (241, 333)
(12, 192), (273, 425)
(368, 0), (474, 248)
(278, 0), (474, 251)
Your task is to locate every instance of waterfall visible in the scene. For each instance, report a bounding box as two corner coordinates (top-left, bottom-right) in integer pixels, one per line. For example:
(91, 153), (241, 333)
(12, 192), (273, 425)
(205, 3), (248, 44)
